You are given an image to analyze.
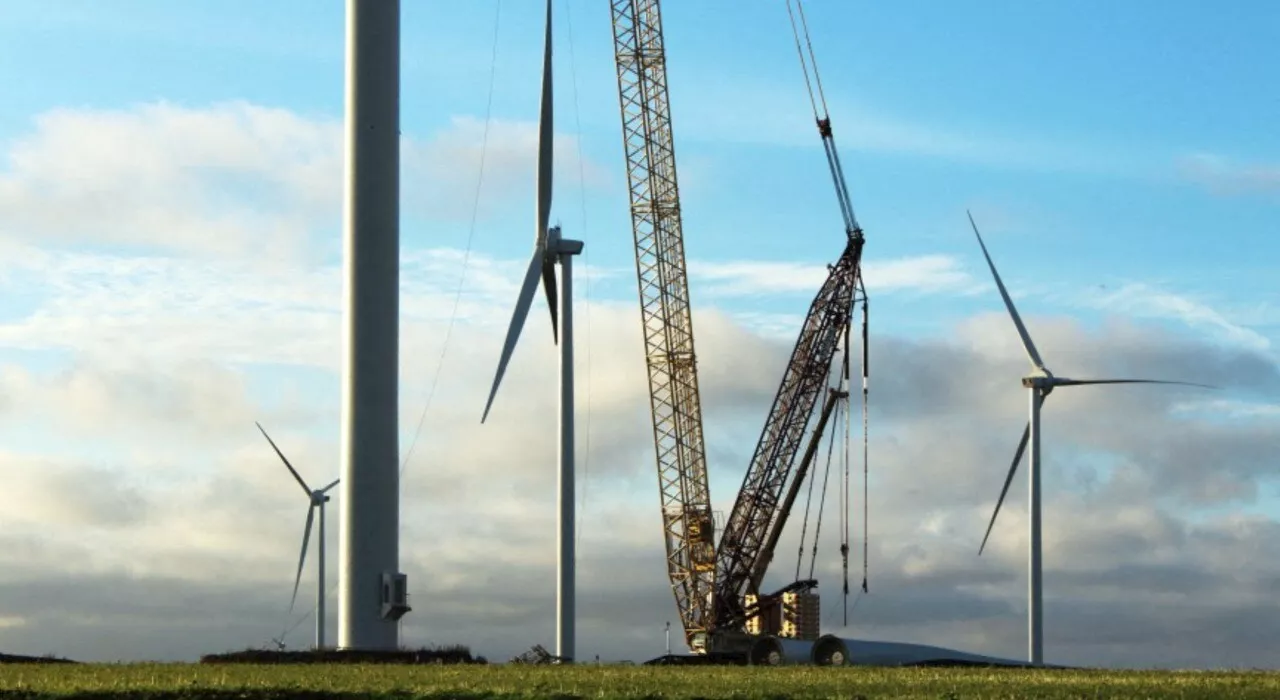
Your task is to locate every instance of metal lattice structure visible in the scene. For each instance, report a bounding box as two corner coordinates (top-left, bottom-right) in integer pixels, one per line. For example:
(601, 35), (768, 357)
(611, 0), (868, 655)
(611, 0), (717, 649)
(714, 238), (863, 628)
(711, 0), (873, 628)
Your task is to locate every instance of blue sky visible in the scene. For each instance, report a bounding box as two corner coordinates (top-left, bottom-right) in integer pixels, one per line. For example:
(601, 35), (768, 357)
(0, 0), (1277, 667)
(4, 1), (1277, 285)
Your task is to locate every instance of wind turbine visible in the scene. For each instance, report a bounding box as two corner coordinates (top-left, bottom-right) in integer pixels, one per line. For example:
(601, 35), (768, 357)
(966, 211), (1211, 666)
(257, 421), (340, 650)
(480, 0), (582, 663)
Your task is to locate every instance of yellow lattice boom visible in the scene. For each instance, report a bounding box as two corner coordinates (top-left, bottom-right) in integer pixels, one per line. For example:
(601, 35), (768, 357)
(610, 0), (716, 651)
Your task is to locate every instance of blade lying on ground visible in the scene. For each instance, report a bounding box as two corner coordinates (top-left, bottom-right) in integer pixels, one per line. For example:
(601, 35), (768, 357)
(979, 421), (1031, 555)
(967, 211), (1045, 372)
(290, 505), (315, 615)
(256, 422), (310, 495)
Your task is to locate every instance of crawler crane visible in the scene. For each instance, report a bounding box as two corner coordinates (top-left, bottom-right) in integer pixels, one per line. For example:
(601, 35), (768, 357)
(611, 0), (870, 662)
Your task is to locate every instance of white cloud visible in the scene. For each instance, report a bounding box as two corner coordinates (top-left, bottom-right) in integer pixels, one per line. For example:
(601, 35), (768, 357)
(1170, 398), (1280, 419)
(1178, 153), (1280, 196)
(0, 246), (1276, 666)
(867, 255), (982, 295)
(408, 115), (612, 222)
(670, 79), (1145, 176)
(1084, 282), (1271, 353)
(688, 254), (978, 298)
(0, 244), (535, 372)
(0, 100), (1277, 669)
(0, 358), (258, 442)
(0, 101), (339, 259)
(673, 79), (994, 160)
(0, 102), (610, 260)
(2, 454), (150, 529)
(688, 260), (825, 296)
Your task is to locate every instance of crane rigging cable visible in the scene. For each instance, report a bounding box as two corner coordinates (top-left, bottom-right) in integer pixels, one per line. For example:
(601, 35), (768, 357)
(793, 391), (839, 583)
(784, 0), (829, 123)
(806, 396), (840, 582)
(563, 0), (595, 550)
(789, 332), (853, 598)
(786, 0), (860, 235)
(841, 326), (852, 623)
(399, 0), (504, 481)
(783, 0), (872, 616)
(861, 299), (869, 598)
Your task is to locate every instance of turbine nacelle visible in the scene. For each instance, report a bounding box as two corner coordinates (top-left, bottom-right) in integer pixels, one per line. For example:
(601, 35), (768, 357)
(1021, 372), (1055, 389)
(541, 225), (583, 260)
(548, 226), (582, 257)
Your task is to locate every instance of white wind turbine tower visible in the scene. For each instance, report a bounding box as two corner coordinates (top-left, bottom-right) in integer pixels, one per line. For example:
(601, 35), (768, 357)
(258, 422), (340, 650)
(966, 211), (1211, 667)
(480, 0), (582, 664)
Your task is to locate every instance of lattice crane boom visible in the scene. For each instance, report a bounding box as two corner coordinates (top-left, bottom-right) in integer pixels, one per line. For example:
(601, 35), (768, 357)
(611, 0), (869, 656)
(610, 0), (717, 651)
(712, 0), (869, 637)
(713, 239), (863, 628)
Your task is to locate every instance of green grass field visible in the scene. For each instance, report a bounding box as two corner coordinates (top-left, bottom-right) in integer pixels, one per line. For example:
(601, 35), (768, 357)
(2, 664), (1279, 699)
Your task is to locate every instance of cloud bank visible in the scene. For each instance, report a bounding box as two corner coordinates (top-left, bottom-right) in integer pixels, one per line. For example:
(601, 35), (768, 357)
(0, 101), (1276, 670)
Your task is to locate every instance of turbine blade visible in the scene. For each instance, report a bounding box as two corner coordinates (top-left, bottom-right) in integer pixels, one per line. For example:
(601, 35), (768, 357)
(542, 257), (559, 345)
(1054, 378), (1217, 389)
(256, 422), (311, 496)
(536, 0), (558, 344)
(482, 249), (543, 423)
(290, 505), (315, 616)
(967, 211), (1046, 371)
(320, 479), (340, 494)
(979, 421), (1030, 556)
(535, 0), (553, 248)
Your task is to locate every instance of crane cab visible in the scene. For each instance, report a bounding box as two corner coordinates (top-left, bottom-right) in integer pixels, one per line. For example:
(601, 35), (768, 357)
(686, 509), (717, 572)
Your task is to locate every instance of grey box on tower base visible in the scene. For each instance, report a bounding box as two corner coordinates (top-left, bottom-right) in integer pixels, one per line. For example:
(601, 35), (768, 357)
(381, 571), (410, 621)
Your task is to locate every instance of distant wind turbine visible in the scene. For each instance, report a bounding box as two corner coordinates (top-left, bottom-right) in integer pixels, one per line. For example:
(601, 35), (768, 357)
(257, 421), (340, 650)
(480, 0), (582, 663)
(966, 211), (1212, 666)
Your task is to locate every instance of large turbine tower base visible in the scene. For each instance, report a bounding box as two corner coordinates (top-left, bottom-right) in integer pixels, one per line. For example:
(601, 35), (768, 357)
(339, 0), (410, 651)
